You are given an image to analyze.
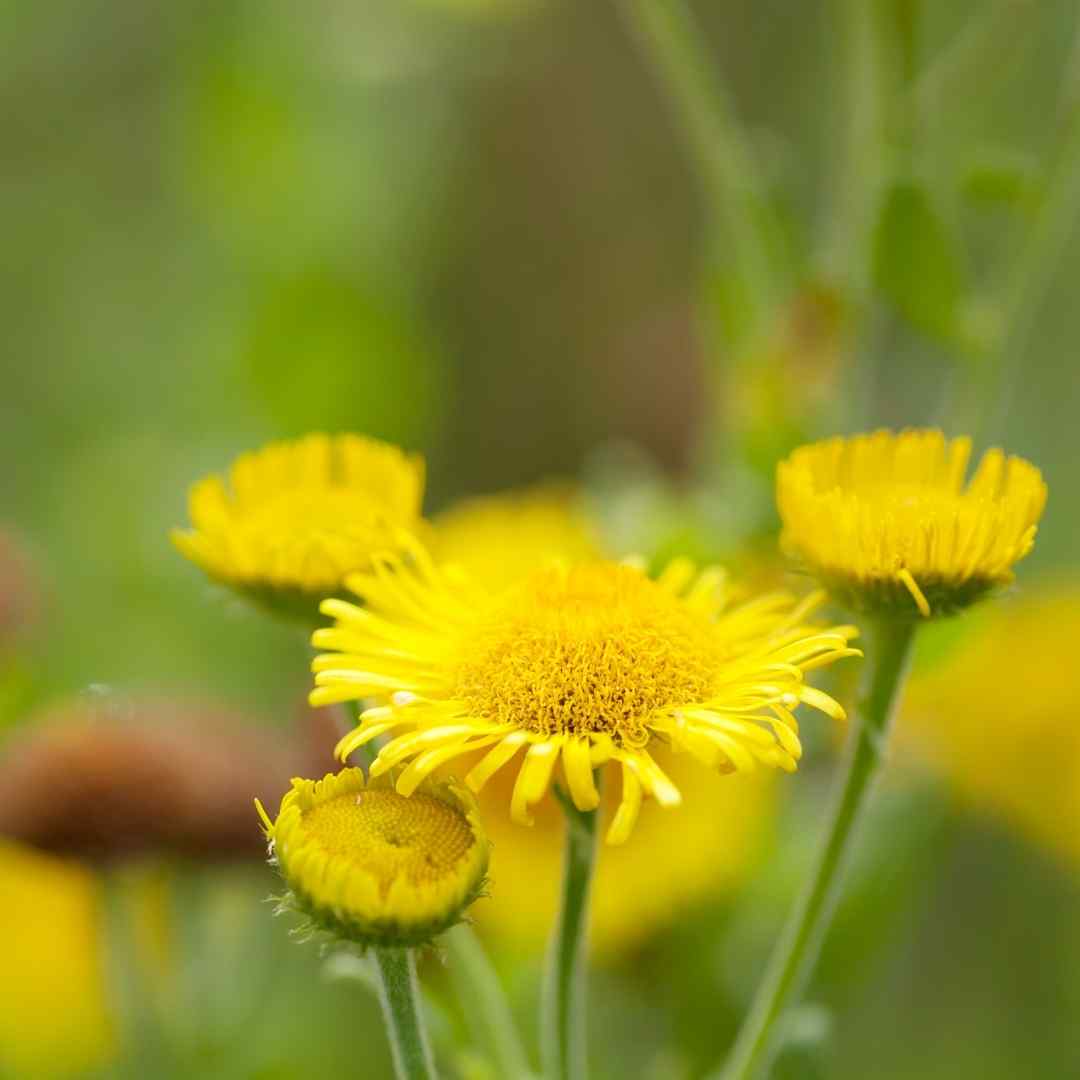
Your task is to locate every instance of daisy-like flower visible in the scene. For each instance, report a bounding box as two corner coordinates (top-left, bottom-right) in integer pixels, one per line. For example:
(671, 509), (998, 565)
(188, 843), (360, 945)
(172, 433), (425, 619)
(777, 428), (1047, 618)
(256, 768), (488, 948)
(310, 542), (859, 844)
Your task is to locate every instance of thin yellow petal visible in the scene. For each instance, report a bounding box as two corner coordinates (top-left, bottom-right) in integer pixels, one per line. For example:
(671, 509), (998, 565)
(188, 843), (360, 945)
(606, 763), (643, 845)
(510, 739), (562, 826)
(562, 737), (600, 812)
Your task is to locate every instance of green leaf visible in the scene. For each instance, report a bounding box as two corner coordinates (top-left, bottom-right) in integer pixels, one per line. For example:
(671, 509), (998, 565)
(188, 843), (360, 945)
(960, 150), (1042, 214)
(872, 181), (966, 344)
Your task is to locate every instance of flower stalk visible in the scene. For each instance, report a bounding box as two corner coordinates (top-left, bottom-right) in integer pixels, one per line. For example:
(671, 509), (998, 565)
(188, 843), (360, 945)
(374, 947), (438, 1080)
(719, 616), (917, 1080)
(542, 791), (600, 1080)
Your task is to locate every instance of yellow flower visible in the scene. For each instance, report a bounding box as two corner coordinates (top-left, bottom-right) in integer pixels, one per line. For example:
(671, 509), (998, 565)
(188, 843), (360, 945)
(432, 483), (601, 591)
(428, 485), (774, 945)
(312, 541), (859, 844)
(172, 433), (425, 618)
(900, 585), (1080, 864)
(777, 428), (1046, 617)
(256, 767), (488, 947)
(0, 840), (114, 1077)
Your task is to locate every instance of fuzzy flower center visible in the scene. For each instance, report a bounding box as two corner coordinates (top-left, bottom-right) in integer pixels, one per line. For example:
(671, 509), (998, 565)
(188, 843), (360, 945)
(301, 789), (475, 894)
(451, 564), (722, 744)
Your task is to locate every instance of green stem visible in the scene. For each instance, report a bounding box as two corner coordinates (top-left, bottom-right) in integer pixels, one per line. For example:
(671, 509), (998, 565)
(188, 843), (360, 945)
(374, 947), (438, 1080)
(100, 868), (169, 1077)
(616, 0), (779, 331)
(541, 795), (600, 1080)
(444, 924), (533, 1079)
(954, 11), (1080, 437)
(824, 0), (888, 292)
(344, 698), (376, 770)
(913, 0), (1031, 117)
(717, 617), (917, 1080)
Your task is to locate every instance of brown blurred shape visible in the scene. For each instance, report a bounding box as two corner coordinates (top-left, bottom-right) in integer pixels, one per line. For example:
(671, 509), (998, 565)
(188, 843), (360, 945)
(0, 529), (39, 647)
(0, 698), (337, 862)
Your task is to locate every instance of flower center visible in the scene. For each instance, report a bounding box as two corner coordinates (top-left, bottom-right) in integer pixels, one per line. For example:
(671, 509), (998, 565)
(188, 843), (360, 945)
(452, 564), (721, 743)
(301, 789), (475, 894)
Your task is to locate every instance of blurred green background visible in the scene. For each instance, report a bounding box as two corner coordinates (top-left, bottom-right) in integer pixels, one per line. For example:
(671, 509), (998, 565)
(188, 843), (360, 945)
(2, 1), (1079, 1077)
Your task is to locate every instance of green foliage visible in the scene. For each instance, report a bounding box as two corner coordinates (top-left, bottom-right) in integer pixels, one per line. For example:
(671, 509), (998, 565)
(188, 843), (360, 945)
(872, 181), (967, 346)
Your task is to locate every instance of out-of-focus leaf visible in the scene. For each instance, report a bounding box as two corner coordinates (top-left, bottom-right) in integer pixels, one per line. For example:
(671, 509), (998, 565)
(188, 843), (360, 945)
(960, 151), (1042, 213)
(872, 181), (966, 344)
(244, 269), (445, 448)
(773, 1003), (834, 1080)
(705, 268), (757, 349)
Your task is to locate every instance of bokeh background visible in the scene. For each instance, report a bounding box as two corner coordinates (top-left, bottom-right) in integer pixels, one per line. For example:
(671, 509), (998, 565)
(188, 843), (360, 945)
(2, 1), (1079, 1077)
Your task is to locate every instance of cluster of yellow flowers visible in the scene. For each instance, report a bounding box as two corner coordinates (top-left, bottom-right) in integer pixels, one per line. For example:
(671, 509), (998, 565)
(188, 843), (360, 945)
(172, 427), (1046, 953)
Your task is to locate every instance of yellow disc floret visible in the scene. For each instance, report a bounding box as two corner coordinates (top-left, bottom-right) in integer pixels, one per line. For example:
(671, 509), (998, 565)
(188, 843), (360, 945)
(777, 429), (1046, 618)
(311, 540), (859, 844)
(172, 433), (425, 618)
(257, 768), (488, 947)
(454, 565), (721, 743)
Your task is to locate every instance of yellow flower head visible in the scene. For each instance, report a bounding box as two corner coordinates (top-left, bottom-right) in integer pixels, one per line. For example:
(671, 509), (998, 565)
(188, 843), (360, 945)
(311, 541), (859, 844)
(777, 429), (1046, 618)
(416, 487), (775, 944)
(900, 585), (1080, 865)
(256, 767), (488, 947)
(432, 483), (601, 592)
(172, 433), (425, 618)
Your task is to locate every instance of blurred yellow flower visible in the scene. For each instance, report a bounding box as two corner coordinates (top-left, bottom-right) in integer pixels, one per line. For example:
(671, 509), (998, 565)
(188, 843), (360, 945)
(257, 767), (488, 947)
(777, 429), (1046, 617)
(432, 484), (601, 591)
(478, 749), (774, 954)
(0, 839), (114, 1077)
(314, 537), (858, 844)
(172, 433), (425, 618)
(901, 586), (1080, 863)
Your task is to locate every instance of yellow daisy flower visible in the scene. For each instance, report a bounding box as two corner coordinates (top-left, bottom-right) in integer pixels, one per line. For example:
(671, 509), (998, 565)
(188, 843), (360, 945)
(312, 541), (859, 844)
(172, 433), (425, 618)
(432, 483), (601, 591)
(900, 585), (1080, 864)
(777, 428), (1046, 617)
(256, 767), (488, 947)
(429, 485), (773, 946)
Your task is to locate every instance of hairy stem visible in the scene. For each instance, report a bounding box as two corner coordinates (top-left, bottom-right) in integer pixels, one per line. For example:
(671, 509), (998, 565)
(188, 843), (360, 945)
(541, 795), (600, 1080)
(717, 617), (917, 1080)
(374, 947), (438, 1080)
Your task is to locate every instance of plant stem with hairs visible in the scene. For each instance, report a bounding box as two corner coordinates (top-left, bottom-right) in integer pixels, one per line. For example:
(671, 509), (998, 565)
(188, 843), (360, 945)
(374, 948), (438, 1080)
(716, 617), (917, 1080)
(541, 791), (600, 1080)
